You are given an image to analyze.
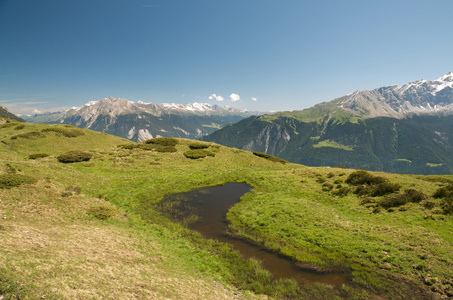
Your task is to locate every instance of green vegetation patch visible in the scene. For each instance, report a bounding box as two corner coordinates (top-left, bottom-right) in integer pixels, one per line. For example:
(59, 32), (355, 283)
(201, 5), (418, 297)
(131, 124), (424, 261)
(313, 139), (353, 151)
(188, 142), (211, 150)
(183, 149), (215, 159)
(155, 145), (178, 153)
(10, 131), (45, 140)
(57, 150), (93, 163)
(427, 162), (443, 167)
(118, 143), (139, 150)
(28, 153), (50, 160)
(252, 152), (287, 164)
(144, 137), (178, 146)
(346, 170), (386, 186)
(41, 127), (85, 137)
(0, 174), (37, 189)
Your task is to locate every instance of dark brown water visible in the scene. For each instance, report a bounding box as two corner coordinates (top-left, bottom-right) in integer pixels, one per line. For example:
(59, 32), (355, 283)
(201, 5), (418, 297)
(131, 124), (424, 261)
(162, 182), (349, 288)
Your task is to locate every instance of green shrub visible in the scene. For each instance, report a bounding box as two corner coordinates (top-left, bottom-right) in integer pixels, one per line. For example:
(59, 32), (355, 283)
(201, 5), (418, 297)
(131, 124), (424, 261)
(441, 197), (453, 215)
(371, 182), (401, 197)
(346, 170), (385, 186)
(403, 189), (426, 203)
(42, 127), (85, 137)
(144, 137), (178, 146)
(332, 186), (350, 197)
(433, 185), (453, 199)
(28, 153), (50, 160)
(0, 174), (37, 189)
(156, 145), (178, 153)
(422, 200), (436, 210)
(183, 149), (208, 159)
(87, 205), (118, 220)
(322, 182), (334, 192)
(188, 142), (210, 150)
(252, 152), (287, 164)
(139, 144), (158, 150)
(11, 131), (45, 140)
(379, 195), (408, 209)
(57, 151), (93, 163)
(353, 185), (371, 196)
(118, 143), (139, 150)
(14, 124), (26, 130)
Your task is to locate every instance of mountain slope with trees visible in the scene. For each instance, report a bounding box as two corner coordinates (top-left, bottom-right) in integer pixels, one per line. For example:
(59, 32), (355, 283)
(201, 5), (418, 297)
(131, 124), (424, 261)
(203, 73), (453, 175)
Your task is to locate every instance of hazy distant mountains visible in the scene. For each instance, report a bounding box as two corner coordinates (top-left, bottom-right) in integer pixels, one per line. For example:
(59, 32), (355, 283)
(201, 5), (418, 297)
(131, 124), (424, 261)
(203, 73), (453, 175)
(25, 97), (256, 141)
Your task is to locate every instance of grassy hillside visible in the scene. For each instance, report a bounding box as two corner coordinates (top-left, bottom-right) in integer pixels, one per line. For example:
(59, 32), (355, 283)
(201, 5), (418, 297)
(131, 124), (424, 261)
(1, 123), (452, 299)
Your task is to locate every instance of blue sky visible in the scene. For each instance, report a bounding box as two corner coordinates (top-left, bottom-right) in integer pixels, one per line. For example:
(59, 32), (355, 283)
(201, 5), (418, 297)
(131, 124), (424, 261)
(1, 0), (452, 115)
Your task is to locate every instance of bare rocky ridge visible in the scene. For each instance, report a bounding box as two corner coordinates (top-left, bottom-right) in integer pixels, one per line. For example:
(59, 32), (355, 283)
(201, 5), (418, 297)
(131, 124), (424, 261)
(338, 72), (453, 118)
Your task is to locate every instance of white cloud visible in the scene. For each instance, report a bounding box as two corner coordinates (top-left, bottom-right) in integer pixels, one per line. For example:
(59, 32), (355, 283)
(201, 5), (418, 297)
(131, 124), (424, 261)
(32, 108), (42, 114)
(230, 93), (240, 102)
(251, 97), (257, 101)
(209, 93), (224, 101)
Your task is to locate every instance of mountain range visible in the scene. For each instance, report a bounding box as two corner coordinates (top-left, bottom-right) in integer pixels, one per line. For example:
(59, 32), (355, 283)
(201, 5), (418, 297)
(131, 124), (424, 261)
(25, 97), (256, 141)
(203, 72), (453, 175)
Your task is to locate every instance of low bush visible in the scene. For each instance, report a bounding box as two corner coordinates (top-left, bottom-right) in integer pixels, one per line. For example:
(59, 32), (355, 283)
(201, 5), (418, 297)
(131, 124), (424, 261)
(433, 185), (453, 199)
(139, 144), (157, 150)
(0, 174), (37, 189)
(253, 152), (287, 164)
(379, 195), (408, 209)
(156, 145), (178, 153)
(11, 131), (45, 140)
(14, 124), (26, 130)
(378, 188), (426, 209)
(322, 182), (334, 192)
(118, 143), (139, 150)
(353, 185), (372, 196)
(57, 151), (93, 163)
(87, 205), (118, 220)
(188, 142), (210, 150)
(346, 170), (386, 186)
(422, 200), (436, 210)
(42, 127), (85, 137)
(183, 149), (208, 159)
(28, 153), (49, 160)
(441, 197), (453, 215)
(371, 182), (401, 197)
(403, 189), (426, 203)
(144, 137), (178, 146)
(332, 186), (350, 197)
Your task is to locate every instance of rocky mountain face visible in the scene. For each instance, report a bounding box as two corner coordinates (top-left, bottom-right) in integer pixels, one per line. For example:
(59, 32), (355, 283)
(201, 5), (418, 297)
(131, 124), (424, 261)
(26, 97), (255, 141)
(336, 72), (453, 118)
(203, 73), (453, 175)
(0, 106), (25, 123)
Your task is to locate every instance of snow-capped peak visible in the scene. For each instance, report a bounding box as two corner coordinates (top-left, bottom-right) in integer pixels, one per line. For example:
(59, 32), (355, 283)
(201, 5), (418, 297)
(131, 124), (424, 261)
(436, 72), (453, 82)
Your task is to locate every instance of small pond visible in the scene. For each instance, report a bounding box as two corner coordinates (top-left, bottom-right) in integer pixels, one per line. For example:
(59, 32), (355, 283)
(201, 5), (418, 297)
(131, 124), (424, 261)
(160, 182), (349, 288)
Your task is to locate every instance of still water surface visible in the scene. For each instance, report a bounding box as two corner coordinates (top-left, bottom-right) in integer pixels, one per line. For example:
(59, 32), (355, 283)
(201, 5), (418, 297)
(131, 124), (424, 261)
(162, 182), (349, 287)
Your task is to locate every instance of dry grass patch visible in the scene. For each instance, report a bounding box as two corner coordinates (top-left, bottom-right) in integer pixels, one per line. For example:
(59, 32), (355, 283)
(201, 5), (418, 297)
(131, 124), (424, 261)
(0, 183), (256, 299)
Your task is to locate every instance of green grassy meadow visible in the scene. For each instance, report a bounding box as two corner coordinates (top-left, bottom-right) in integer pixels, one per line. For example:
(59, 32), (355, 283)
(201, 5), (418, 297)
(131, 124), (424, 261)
(0, 122), (452, 299)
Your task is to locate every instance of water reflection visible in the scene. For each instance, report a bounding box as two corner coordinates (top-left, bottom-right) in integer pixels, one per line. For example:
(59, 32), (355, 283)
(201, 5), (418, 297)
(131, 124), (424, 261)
(161, 182), (349, 287)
